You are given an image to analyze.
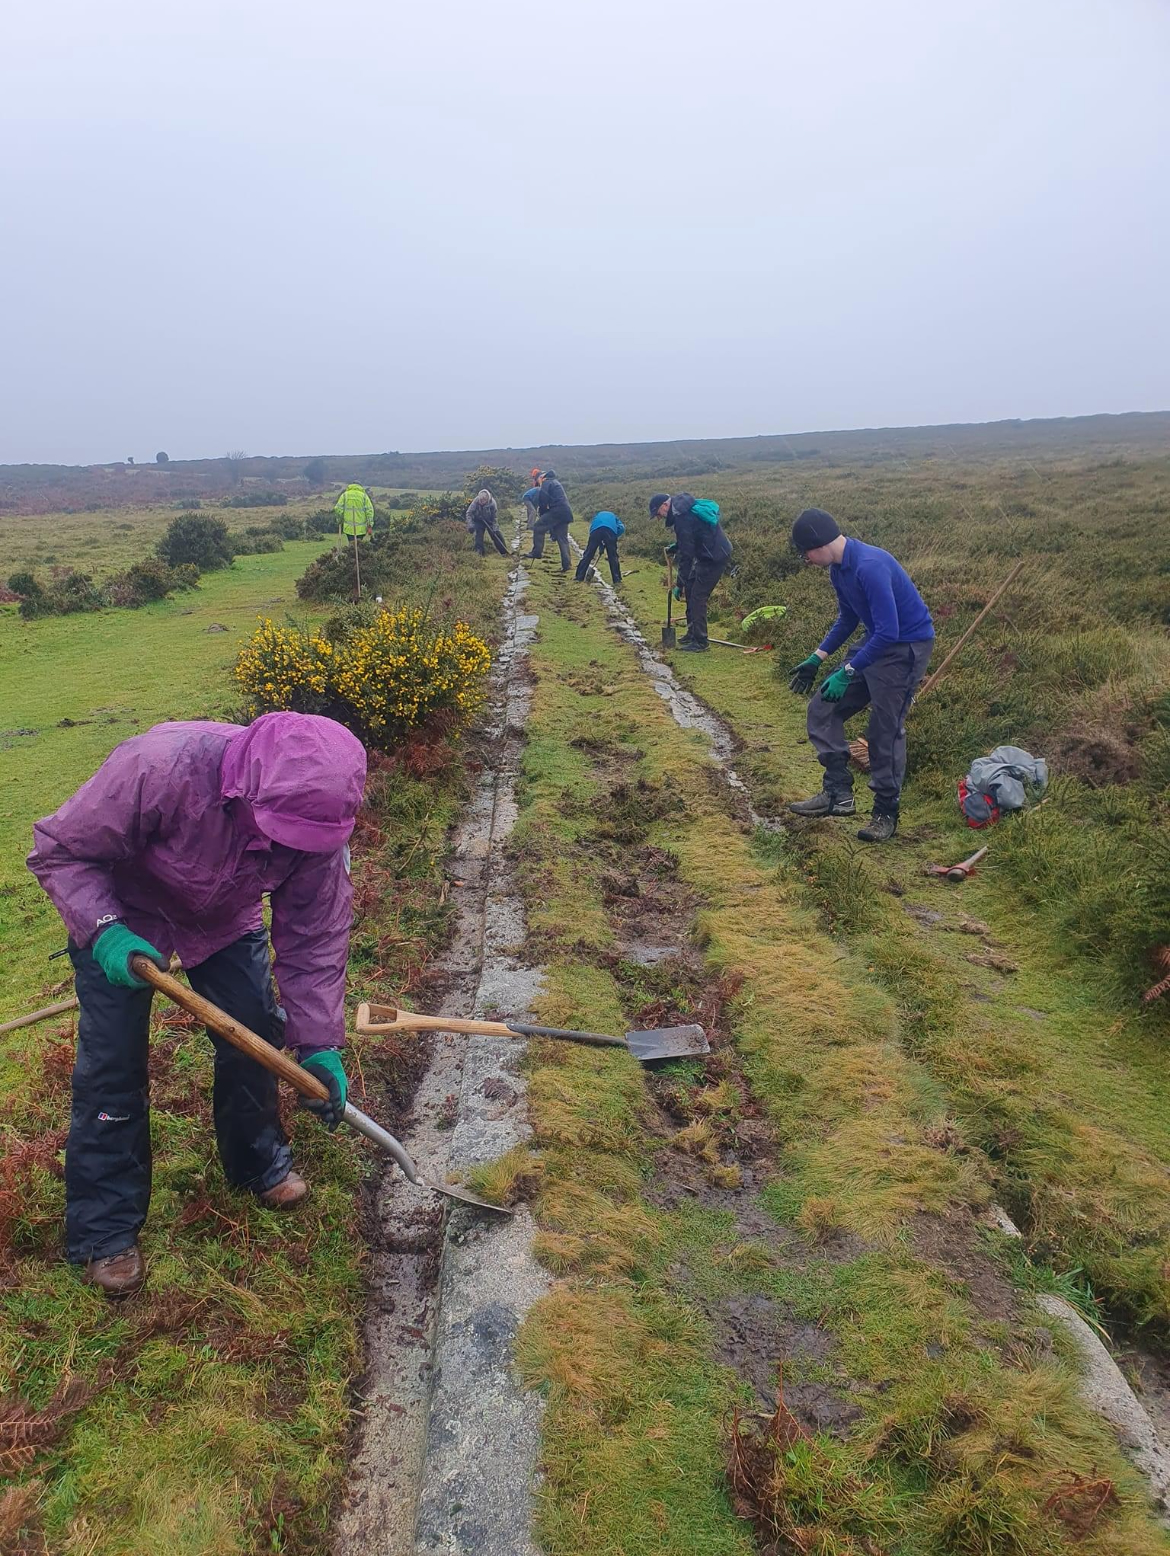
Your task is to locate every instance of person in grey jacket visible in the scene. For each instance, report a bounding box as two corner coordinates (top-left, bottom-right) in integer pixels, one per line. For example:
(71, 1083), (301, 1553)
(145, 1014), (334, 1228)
(465, 489), (508, 556)
(526, 470), (573, 570)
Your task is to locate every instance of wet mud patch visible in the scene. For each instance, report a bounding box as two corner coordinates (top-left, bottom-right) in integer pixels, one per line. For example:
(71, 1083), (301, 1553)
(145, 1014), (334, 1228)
(911, 1207), (1022, 1328)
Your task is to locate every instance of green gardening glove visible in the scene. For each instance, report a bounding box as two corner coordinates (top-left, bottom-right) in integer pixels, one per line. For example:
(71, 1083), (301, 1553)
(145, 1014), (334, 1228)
(665, 541), (678, 557)
(672, 584), (683, 601)
(299, 1049), (348, 1131)
(820, 666), (856, 702)
(787, 653), (822, 696)
(91, 924), (167, 988)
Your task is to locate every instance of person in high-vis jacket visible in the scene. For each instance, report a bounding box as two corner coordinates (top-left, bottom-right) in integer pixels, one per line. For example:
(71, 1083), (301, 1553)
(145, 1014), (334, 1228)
(786, 508), (934, 843)
(27, 713), (367, 1297)
(334, 483), (374, 540)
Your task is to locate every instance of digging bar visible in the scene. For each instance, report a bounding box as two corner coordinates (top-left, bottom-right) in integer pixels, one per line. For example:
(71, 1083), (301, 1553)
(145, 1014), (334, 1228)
(129, 957), (511, 1216)
(357, 1002), (710, 1064)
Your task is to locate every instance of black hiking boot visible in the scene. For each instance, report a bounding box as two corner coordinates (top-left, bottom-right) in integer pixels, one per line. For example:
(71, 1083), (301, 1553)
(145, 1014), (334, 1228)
(857, 808), (899, 843)
(787, 792), (856, 818)
(679, 640), (709, 653)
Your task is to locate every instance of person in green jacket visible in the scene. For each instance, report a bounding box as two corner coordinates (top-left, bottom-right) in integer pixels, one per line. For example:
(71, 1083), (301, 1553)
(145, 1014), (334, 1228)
(334, 484), (374, 540)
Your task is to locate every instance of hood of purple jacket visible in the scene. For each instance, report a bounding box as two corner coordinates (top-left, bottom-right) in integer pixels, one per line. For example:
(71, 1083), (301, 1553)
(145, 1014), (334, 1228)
(27, 715), (368, 1052)
(219, 712), (367, 852)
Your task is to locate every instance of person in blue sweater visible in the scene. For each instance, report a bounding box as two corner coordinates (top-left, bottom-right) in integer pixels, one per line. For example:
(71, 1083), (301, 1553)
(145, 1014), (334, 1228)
(575, 509), (624, 585)
(786, 509), (934, 842)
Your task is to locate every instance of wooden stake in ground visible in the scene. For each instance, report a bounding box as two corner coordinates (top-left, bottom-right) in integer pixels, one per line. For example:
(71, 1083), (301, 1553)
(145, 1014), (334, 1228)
(352, 529), (362, 600)
(850, 559), (1026, 770)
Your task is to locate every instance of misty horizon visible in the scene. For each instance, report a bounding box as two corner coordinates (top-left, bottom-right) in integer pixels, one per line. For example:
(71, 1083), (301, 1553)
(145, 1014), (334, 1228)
(3, 0), (1168, 466)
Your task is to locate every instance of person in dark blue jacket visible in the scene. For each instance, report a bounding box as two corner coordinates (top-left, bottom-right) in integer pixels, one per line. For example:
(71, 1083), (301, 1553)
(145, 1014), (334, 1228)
(786, 508), (934, 842)
(575, 509), (624, 585)
(526, 469), (573, 570)
(649, 492), (732, 652)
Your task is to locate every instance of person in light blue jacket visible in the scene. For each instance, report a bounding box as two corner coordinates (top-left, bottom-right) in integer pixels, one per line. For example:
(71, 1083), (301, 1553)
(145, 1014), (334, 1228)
(574, 509), (625, 585)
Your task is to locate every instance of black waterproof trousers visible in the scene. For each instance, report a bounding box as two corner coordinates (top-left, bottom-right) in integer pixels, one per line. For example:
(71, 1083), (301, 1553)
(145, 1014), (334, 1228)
(529, 519), (571, 569)
(473, 520), (508, 556)
(574, 529), (622, 584)
(685, 556), (728, 646)
(65, 928), (292, 1262)
(806, 639), (934, 811)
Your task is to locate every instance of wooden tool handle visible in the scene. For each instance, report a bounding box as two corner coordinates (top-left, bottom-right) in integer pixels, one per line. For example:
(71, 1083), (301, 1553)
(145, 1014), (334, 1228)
(0, 997), (79, 1036)
(356, 1001), (516, 1039)
(917, 560), (1024, 702)
(131, 956), (329, 1102)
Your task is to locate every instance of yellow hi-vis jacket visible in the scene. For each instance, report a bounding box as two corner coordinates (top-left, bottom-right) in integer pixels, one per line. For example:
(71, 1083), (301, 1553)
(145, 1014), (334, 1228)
(335, 484), (374, 538)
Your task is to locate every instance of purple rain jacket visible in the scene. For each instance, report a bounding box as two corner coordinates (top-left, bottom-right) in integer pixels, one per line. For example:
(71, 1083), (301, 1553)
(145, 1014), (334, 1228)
(27, 713), (367, 1054)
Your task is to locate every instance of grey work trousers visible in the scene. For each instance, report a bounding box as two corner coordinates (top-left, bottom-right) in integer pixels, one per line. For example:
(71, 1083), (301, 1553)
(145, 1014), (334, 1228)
(807, 639), (933, 809)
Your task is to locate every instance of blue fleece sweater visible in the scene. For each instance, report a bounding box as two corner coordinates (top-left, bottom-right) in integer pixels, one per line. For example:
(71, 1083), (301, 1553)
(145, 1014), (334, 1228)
(818, 538), (933, 673)
(589, 510), (625, 536)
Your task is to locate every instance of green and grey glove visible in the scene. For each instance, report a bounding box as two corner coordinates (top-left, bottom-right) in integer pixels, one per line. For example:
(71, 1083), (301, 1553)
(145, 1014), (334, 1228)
(820, 665), (856, 702)
(787, 653), (822, 696)
(91, 924), (167, 988)
(299, 1049), (348, 1131)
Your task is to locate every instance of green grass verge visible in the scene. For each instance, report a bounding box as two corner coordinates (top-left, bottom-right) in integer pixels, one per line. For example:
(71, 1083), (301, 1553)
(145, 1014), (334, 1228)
(0, 511), (512, 1552)
(610, 549), (1170, 1344)
(507, 560), (1169, 1554)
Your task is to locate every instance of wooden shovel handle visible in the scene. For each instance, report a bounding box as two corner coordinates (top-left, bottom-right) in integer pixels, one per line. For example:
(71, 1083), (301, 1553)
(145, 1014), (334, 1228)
(131, 956), (329, 1103)
(356, 1001), (515, 1039)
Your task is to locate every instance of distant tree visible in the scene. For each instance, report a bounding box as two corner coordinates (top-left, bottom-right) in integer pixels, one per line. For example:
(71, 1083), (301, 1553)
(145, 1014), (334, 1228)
(157, 514), (235, 571)
(462, 464), (525, 504)
(156, 451), (169, 464)
(303, 457), (327, 486)
(127, 456), (135, 466)
(225, 449), (247, 486)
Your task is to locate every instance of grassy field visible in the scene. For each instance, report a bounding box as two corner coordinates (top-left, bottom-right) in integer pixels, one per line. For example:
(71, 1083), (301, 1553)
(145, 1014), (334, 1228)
(569, 446), (1170, 1352)
(0, 508), (510, 1553)
(503, 555), (1168, 1554)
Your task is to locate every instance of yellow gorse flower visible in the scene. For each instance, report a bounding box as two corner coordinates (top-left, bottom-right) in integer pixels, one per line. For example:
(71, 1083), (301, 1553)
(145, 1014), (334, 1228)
(233, 609), (492, 750)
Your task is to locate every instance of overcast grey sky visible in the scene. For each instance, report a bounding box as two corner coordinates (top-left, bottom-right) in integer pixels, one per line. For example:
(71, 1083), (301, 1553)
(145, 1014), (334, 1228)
(2, 0), (1168, 465)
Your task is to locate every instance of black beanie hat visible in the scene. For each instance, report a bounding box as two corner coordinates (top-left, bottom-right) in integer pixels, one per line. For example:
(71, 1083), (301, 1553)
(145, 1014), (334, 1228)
(649, 492), (670, 517)
(791, 508), (841, 551)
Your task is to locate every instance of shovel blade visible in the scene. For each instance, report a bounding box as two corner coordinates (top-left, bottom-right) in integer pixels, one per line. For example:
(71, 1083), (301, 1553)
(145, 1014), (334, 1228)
(625, 1023), (710, 1062)
(427, 1178), (515, 1216)
(662, 625), (677, 648)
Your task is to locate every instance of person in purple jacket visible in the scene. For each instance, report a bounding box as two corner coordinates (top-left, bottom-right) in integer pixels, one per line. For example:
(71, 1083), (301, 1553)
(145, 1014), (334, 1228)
(27, 711), (367, 1296)
(785, 509), (934, 842)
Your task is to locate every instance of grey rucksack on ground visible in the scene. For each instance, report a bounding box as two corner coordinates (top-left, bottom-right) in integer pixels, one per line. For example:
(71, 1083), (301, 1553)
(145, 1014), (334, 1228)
(961, 745), (1048, 825)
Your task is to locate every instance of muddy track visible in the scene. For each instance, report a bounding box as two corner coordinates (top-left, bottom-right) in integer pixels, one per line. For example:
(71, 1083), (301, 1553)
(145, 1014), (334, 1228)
(335, 528), (547, 1556)
(571, 542), (1170, 1520)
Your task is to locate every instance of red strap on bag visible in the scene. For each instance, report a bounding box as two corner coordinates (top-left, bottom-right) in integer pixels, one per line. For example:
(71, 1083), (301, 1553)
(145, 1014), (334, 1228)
(958, 777), (1001, 829)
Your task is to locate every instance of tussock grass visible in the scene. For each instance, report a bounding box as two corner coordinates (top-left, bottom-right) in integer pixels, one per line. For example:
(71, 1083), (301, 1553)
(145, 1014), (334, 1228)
(507, 561), (1170, 1554)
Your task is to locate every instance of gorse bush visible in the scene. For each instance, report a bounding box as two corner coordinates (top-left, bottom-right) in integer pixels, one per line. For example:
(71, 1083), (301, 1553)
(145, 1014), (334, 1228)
(157, 513), (235, 571)
(228, 528), (284, 555)
(105, 557), (199, 608)
(234, 607), (492, 750)
(11, 557), (199, 616)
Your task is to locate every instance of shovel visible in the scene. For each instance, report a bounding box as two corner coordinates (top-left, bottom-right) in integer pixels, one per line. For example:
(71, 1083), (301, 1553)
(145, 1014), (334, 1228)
(129, 957), (511, 1216)
(357, 1002), (710, 1064)
(662, 547), (677, 649)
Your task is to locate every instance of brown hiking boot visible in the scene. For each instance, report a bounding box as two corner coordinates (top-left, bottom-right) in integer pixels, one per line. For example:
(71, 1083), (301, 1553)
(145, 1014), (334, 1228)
(85, 1245), (146, 1298)
(256, 1170), (308, 1210)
